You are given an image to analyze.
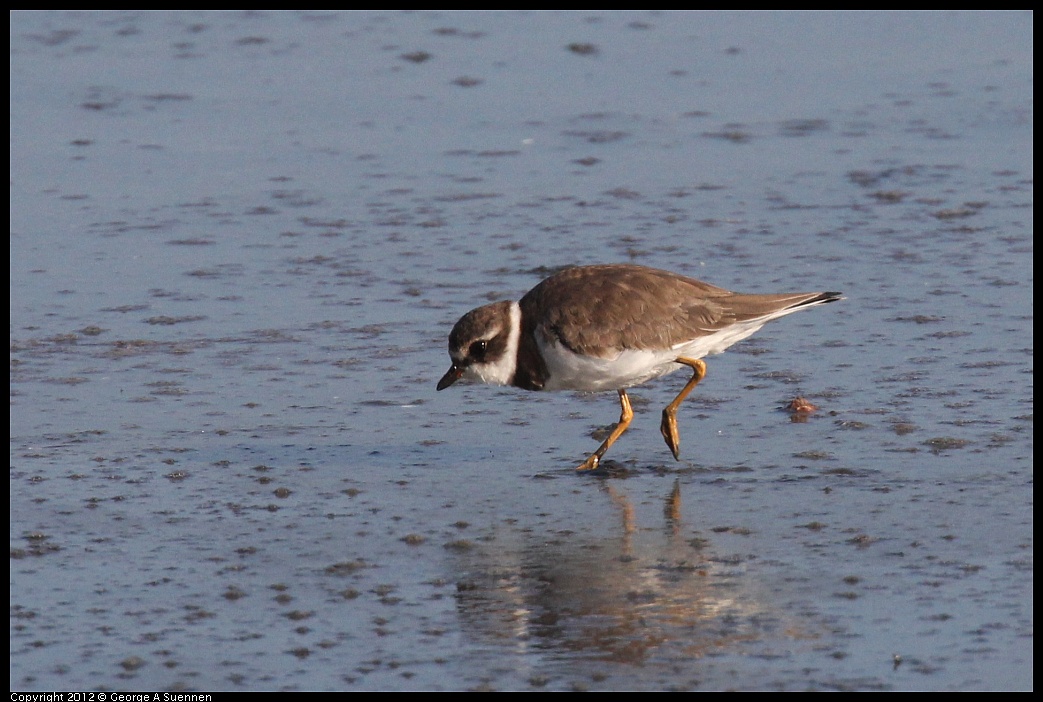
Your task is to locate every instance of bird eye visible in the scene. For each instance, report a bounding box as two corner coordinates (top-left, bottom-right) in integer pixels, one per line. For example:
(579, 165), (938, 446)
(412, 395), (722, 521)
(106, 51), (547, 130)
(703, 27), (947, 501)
(469, 339), (488, 358)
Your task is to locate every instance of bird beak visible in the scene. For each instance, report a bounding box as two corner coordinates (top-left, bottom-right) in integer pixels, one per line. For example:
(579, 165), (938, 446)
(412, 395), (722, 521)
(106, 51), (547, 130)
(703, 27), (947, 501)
(437, 364), (464, 391)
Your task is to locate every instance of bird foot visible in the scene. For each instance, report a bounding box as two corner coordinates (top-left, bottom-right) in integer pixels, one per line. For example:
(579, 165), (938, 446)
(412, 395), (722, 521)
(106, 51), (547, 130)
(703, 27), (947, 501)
(660, 410), (681, 461)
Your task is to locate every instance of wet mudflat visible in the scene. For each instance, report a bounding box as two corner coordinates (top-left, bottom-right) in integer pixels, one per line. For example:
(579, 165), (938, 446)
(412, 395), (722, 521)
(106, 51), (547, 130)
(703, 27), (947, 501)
(10, 11), (1032, 691)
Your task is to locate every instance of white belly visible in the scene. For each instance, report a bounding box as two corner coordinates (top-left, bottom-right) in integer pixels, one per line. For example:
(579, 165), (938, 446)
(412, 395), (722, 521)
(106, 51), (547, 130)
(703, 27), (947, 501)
(538, 340), (686, 392)
(536, 318), (772, 392)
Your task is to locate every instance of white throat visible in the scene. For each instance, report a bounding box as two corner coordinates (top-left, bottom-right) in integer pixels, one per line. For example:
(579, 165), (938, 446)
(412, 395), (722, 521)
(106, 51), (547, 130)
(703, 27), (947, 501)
(468, 301), (521, 386)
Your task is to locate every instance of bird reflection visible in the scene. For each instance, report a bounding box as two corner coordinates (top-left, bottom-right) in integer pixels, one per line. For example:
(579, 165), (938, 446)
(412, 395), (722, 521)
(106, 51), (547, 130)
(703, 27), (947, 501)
(450, 480), (813, 667)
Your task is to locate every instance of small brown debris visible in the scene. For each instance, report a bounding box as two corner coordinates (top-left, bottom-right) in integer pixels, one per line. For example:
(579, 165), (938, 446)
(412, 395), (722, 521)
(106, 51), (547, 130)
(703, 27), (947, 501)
(786, 396), (819, 414)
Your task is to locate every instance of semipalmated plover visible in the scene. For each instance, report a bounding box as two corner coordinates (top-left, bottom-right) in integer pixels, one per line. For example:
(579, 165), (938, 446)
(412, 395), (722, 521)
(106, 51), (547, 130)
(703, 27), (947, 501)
(438, 264), (842, 470)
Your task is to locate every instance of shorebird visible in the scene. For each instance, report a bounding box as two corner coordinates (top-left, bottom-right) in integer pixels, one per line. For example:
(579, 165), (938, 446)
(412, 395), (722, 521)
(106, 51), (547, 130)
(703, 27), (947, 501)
(437, 264), (842, 470)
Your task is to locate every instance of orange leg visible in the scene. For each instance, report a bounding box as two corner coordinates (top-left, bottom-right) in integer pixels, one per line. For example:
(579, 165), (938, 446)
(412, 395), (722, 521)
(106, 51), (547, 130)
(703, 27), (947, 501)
(578, 389), (634, 471)
(659, 357), (707, 460)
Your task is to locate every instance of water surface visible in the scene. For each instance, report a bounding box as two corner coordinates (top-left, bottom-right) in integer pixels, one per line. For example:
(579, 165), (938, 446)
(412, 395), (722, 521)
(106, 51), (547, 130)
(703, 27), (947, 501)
(10, 10), (1032, 691)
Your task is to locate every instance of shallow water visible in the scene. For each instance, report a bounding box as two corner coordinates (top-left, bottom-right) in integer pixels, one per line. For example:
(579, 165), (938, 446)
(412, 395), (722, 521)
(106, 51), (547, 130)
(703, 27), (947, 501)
(10, 10), (1032, 691)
